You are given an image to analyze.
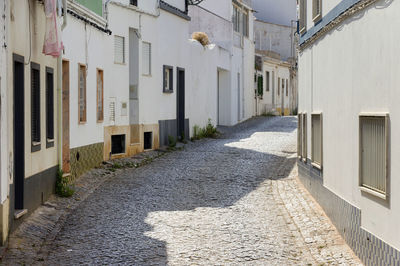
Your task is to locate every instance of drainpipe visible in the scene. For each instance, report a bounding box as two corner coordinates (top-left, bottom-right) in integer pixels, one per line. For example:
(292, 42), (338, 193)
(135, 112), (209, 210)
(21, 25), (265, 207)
(104, 0), (112, 28)
(57, 0), (67, 172)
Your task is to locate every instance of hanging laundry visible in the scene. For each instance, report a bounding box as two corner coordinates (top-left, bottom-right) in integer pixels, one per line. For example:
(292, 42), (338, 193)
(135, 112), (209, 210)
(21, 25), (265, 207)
(42, 0), (63, 57)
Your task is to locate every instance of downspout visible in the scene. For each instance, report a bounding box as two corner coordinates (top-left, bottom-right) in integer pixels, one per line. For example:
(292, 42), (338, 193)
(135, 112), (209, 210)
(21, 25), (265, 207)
(58, 0), (67, 172)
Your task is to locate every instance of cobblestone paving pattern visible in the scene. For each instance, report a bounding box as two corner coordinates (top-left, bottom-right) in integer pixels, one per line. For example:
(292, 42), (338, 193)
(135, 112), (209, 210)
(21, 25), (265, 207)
(13, 117), (362, 265)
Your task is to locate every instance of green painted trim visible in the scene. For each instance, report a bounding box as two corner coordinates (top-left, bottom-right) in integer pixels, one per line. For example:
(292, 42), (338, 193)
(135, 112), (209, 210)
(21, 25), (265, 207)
(75, 0), (103, 16)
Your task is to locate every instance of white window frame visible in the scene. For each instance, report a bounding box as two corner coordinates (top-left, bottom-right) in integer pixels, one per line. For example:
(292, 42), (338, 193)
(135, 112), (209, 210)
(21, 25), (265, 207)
(142, 41), (151, 76)
(114, 35), (125, 64)
(302, 112), (307, 162)
(359, 113), (389, 200)
(312, 0), (322, 22)
(311, 112), (323, 169)
(298, 113), (303, 159)
(299, 0), (307, 34)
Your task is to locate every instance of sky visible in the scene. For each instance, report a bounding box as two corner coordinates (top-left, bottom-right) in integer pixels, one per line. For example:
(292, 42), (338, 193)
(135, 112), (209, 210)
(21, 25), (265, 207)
(252, 0), (297, 27)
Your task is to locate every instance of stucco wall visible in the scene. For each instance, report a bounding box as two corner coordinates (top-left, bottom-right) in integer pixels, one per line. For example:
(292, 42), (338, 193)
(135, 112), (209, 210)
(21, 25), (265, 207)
(260, 61), (290, 113)
(0, 0), (8, 204)
(298, 0), (400, 250)
(8, 0), (59, 179)
(62, 14), (110, 149)
(254, 20), (294, 61)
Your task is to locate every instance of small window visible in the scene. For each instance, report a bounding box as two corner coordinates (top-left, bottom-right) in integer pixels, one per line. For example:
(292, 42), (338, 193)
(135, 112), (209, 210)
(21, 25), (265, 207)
(232, 5), (240, 33)
(114, 35), (125, 64)
(286, 79), (289, 96)
(130, 0), (137, 6)
(163, 65), (173, 93)
(111, 134), (126, 154)
(109, 98), (116, 123)
(311, 113), (322, 168)
(302, 113), (307, 160)
(312, 0), (322, 22)
(142, 42), (151, 76)
(299, 0), (307, 34)
(359, 114), (389, 198)
(278, 78), (280, 96)
(144, 132), (153, 150)
(46, 67), (54, 148)
(97, 69), (104, 122)
(78, 64), (87, 123)
(242, 10), (249, 37)
(298, 113), (303, 158)
(31, 62), (41, 152)
(266, 71), (270, 92)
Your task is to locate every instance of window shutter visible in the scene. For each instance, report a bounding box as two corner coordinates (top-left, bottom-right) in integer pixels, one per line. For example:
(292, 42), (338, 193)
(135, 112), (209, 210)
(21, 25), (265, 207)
(114, 36), (125, 64)
(109, 99), (116, 123)
(360, 115), (388, 195)
(97, 70), (104, 121)
(311, 114), (322, 166)
(31, 64), (41, 144)
(142, 42), (151, 75)
(46, 68), (54, 142)
(79, 65), (86, 122)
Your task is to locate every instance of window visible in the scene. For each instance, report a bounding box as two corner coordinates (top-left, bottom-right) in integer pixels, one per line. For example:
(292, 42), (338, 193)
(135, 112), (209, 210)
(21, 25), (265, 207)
(78, 64), (87, 123)
(359, 114), (389, 198)
(242, 10), (249, 37)
(109, 98), (116, 123)
(302, 113), (307, 160)
(278, 78), (280, 96)
(142, 42), (151, 75)
(312, 0), (322, 22)
(111, 134), (126, 154)
(130, 0), (137, 6)
(233, 5), (240, 33)
(163, 65), (173, 93)
(298, 113), (302, 158)
(114, 35), (125, 64)
(46, 67), (54, 148)
(31, 62), (41, 152)
(97, 69), (104, 122)
(311, 113), (322, 168)
(299, 0), (307, 34)
(266, 71), (270, 92)
(286, 79), (289, 96)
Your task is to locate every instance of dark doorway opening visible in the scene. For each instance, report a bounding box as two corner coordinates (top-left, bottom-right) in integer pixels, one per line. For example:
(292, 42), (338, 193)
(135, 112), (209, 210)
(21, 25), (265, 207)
(177, 68), (185, 140)
(144, 132), (152, 150)
(111, 135), (126, 154)
(13, 54), (25, 210)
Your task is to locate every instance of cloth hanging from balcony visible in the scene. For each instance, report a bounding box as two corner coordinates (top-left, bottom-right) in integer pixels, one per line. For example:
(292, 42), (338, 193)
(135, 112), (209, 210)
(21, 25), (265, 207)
(43, 0), (63, 57)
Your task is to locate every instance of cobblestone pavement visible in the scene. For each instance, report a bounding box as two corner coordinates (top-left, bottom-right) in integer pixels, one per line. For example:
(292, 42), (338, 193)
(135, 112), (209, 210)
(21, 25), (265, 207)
(5, 116), (361, 265)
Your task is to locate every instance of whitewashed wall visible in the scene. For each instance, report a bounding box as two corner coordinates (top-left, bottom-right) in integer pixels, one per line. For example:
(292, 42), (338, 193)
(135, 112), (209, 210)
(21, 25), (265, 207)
(63, 14), (110, 149)
(298, 0), (400, 250)
(8, 1), (58, 179)
(0, 0), (8, 203)
(254, 20), (294, 61)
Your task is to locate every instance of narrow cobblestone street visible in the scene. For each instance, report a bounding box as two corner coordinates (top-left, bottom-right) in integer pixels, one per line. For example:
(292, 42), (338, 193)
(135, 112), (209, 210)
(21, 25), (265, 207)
(6, 117), (361, 265)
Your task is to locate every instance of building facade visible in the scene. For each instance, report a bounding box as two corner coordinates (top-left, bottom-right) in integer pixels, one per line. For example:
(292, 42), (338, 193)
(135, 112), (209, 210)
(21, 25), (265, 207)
(2, 0), (63, 242)
(188, 0), (255, 126)
(297, 0), (400, 264)
(254, 19), (298, 116)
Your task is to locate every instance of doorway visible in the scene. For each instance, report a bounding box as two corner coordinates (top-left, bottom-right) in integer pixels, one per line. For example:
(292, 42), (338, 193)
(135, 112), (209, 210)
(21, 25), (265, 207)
(177, 68), (185, 140)
(13, 54), (25, 210)
(62, 60), (70, 173)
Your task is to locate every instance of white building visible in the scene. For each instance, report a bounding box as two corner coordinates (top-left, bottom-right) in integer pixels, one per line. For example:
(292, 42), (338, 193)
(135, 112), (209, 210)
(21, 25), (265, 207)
(253, 18), (298, 116)
(255, 55), (293, 116)
(188, 0), (255, 126)
(297, 0), (400, 264)
(62, 0), (111, 179)
(2, 0), (63, 242)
